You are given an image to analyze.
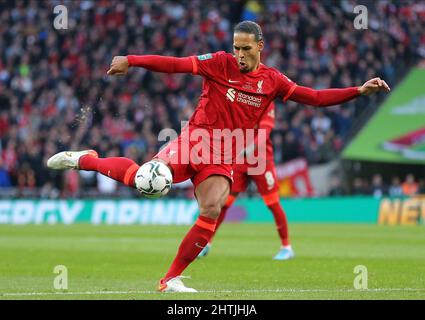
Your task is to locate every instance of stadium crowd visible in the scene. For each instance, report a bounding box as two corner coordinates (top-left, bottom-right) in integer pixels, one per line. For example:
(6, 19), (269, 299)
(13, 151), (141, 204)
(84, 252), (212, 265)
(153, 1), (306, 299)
(0, 0), (424, 198)
(328, 173), (425, 198)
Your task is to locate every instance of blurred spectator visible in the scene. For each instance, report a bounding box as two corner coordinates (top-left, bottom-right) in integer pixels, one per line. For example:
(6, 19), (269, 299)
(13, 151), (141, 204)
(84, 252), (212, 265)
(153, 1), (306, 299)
(311, 110), (332, 135)
(281, 131), (302, 162)
(370, 174), (386, 198)
(241, 0), (263, 21)
(40, 182), (60, 199)
(318, 129), (338, 163)
(96, 148), (120, 195)
(79, 170), (97, 189)
(418, 179), (425, 195)
(0, 158), (11, 187)
(328, 175), (345, 196)
(271, 132), (284, 163)
(96, 173), (118, 195)
(352, 177), (369, 195)
(333, 108), (353, 140)
(401, 174), (419, 196)
(63, 170), (79, 198)
(17, 163), (36, 190)
(388, 176), (403, 197)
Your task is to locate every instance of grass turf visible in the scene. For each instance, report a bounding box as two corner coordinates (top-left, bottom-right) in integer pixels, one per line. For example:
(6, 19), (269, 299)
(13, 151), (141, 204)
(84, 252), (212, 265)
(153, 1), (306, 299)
(0, 223), (424, 300)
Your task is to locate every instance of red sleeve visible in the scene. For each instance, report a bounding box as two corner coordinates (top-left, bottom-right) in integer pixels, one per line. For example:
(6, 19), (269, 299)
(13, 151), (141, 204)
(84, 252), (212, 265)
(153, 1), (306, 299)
(192, 51), (226, 78)
(127, 55), (194, 73)
(275, 72), (297, 101)
(288, 85), (361, 107)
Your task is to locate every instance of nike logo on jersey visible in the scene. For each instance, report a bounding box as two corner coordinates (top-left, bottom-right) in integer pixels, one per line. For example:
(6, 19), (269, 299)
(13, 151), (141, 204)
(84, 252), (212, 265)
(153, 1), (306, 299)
(228, 79), (240, 83)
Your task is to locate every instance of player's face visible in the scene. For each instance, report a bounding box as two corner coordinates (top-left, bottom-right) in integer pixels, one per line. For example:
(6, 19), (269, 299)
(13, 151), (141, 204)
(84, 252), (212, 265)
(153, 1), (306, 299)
(233, 33), (264, 73)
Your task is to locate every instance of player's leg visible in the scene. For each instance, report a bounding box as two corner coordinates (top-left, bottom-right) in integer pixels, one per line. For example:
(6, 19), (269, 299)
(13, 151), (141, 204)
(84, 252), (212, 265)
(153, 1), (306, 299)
(212, 165), (248, 236)
(197, 191), (239, 258)
(252, 165), (294, 260)
(211, 191), (239, 239)
(47, 134), (193, 190)
(262, 192), (294, 260)
(159, 173), (230, 292)
(197, 164), (248, 258)
(47, 150), (140, 188)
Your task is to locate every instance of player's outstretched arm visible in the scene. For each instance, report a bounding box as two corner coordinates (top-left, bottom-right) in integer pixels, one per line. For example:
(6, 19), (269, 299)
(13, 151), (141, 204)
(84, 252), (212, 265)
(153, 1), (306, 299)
(107, 55), (193, 76)
(288, 77), (390, 107)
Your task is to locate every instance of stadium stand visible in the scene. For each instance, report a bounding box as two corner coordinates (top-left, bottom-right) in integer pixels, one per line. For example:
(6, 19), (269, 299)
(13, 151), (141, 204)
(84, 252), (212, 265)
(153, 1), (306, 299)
(0, 0), (424, 198)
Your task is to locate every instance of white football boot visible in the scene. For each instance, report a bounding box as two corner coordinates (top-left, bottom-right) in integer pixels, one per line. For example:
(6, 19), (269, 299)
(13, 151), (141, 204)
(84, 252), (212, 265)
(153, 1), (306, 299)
(158, 276), (198, 293)
(47, 150), (98, 170)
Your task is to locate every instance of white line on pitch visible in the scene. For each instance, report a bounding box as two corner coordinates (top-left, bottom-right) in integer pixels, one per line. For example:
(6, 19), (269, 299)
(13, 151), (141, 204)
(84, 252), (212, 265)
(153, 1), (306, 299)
(2, 288), (425, 297)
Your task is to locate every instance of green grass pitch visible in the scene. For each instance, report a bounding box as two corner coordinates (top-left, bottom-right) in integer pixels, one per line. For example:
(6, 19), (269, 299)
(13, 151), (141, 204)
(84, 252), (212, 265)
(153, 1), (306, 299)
(0, 223), (424, 300)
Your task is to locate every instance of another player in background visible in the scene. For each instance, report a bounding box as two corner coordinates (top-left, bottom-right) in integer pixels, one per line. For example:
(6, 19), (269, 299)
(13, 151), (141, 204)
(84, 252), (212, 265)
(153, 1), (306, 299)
(47, 21), (390, 292)
(198, 101), (294, 260)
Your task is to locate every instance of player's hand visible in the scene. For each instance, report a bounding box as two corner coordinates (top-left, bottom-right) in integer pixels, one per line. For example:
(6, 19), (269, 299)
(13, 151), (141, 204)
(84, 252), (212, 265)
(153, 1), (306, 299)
(107, 56), (129, 76)
(358, 77), (391, 96)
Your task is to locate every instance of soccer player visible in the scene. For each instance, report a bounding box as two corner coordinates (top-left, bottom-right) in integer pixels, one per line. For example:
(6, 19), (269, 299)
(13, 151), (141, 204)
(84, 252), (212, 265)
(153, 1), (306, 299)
(47, 21), (390, 292)
(197, 101), (295, 260)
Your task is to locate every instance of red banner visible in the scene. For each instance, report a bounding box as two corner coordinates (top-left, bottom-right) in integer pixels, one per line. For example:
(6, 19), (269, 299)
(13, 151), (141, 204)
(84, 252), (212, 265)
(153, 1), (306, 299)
(275, 158), (314, 197)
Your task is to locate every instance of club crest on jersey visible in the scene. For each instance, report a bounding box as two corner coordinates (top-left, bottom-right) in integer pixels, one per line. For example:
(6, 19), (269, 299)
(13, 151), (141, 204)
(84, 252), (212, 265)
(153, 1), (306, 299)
(257, 80), (264, 93)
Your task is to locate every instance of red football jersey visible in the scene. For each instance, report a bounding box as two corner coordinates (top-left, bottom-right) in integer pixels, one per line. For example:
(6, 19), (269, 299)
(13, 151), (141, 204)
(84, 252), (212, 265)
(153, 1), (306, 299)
(188, 51), (295, 163)
(189, 51), (295, 132)
(259, 101), (275, 158)
(242, 101), (275, 162)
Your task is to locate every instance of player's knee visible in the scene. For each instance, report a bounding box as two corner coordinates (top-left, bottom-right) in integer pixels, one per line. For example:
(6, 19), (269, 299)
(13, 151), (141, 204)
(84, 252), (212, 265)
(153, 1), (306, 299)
(199, 203), (222, 220)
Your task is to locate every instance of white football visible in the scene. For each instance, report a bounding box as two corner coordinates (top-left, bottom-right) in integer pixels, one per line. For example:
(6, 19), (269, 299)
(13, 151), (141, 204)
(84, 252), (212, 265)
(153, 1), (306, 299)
(134, 160), (173, 199)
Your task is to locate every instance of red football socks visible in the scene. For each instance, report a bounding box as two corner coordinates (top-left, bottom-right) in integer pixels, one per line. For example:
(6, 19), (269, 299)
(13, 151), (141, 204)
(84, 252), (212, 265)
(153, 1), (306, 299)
(163, 215), (216, 281)
(209, 205), (229, 242)
(268, 202), (290, 247)
(215, 206), (228, 233)
(79, 156), (139, 188)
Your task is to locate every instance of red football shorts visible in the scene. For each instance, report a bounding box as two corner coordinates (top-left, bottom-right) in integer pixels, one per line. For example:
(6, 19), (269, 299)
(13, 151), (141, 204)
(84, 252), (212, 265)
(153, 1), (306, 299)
(231, 158), (278, 196)
(154, 132), (234, 189)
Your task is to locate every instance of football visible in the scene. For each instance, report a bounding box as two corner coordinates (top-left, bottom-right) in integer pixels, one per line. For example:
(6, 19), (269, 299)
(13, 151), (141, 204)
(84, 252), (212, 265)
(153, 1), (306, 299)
(134, 160), (173, 199)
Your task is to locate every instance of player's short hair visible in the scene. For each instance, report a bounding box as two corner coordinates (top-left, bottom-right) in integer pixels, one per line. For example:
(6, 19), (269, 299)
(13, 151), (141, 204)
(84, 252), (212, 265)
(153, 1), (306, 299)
(234, 21), (263, 42)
